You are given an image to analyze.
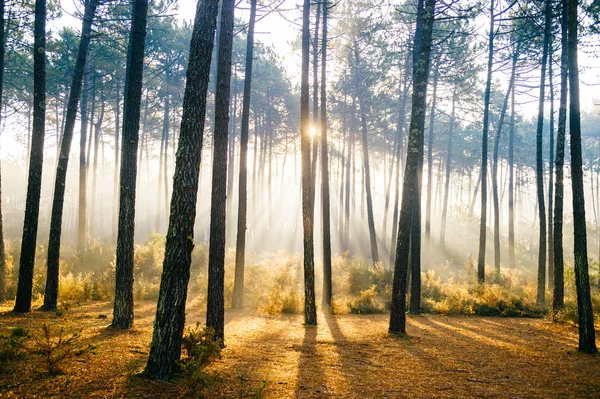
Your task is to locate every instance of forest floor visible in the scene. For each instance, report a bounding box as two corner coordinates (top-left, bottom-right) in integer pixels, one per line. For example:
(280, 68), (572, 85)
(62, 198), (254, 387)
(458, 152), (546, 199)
(1, 300), (599, 398)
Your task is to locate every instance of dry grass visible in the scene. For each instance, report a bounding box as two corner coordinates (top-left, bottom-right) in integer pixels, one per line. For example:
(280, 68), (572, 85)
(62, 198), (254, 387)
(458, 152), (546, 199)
(0, 300), (599, 398)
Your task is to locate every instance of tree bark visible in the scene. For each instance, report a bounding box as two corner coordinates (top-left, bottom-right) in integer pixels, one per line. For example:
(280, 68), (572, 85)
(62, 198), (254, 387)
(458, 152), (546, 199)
(477, 0), (495, 283)
(492, 50), (518, 275)
(43, 0), (99, 311)
(301, 0), (317, 326)
(552, 0), (568, 312)
(389, 0), (436, 334)
(143, 0), (219, 379)
(320, 0), (332, 308)
(14, 0), (46, 313)
(567, 0), (597, 353)
(508, 83), (516, 270)
(78, 56), (91, 251)
(547, 48), (555, 290)
(354, 45), (379, 265)
(112, 0), (149, 329)
(535, 0), (552, 306)
(424, 60), (439, 259)
(232, 0), (256, 309)
(440, 93), (456, 252)
(0, 0), (7, 303)
(206, 0), (234, 343)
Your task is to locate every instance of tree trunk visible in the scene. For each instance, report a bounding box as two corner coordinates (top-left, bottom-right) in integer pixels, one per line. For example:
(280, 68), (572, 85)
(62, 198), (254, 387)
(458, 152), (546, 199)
(508, 83), (516, 270)
(567, 0), (597, 353)
(301, 0), (317, 326)
(0, 0), (7, 303)
(232, 0), (257, 310)
(477, 0), (495, 283)
(14, 0), (46, 313)
(390, 53), (411, 266)
(113, 79), (120, 243)
(492, 50), (518, 275)
(320, 0), (332, 308)
(547, 49), (555, 290)
(354, 45), (379, 265)
(78, 56), (91, 251)
(43, 0), (99, 310)
(90, 80), (104, 237)
(144, 0), (219, 379)
(424, 60), (439, 260)
(440, 93), (456, 252)
(207, 0), (234, 343)
(389, 0), (436, 334)
(535, 0), (552, 305)
(112, 0), (149, 329)
(155, 96), (168, 231)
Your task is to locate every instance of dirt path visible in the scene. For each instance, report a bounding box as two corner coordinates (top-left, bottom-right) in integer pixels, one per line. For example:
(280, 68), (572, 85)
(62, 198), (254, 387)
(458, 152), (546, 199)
(1, 300), (599, 398)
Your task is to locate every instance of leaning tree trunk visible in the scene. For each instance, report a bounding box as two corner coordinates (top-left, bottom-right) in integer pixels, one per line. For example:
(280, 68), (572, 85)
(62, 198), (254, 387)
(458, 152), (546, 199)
(535, 0), (552, 306)
(553, 0), (568, 313)
(320, 0), (332, 308)
(206, 0), (234, 343)
(477, 0), (495, 283)
(300, 0), (317, 326)
(143, 0), (219, 379)
(112, 0), (149, 329)
(43, 0), (99, 311)
(232, 0), (257, 310)
(389, 0), (436, 334)
(0, 0), (7, 303)
(14, 0), (46, 313)
(567, 0), (597, 353)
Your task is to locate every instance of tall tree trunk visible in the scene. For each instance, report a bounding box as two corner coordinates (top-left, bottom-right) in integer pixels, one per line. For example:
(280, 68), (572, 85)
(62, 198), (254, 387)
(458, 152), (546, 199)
(440, 93), (456, 252)
(232, 0), (256, 310)
(320, 0), (332, 308)
(14, 0), (46, 313)
(567, 0), (597, 353)
(155, 97), (168, 231)
(90, 81), (104, 237)
(113, 79), (120, 243)
(477, 0), (495, 283)
(78, 56), (91, 251)
(301, 0), (317, 326)
(112, 0), (149, 329)
(310, 1), (321, 203)
(547, 50), (555, 290)
(492, 50), (518, 275)
(207, 0), (234, 343)
(354, 45), (379, 265)
(535, 0), (552, 305)
(390, 54), (411, 266)
(0, 0), (7, 303)
(43, 0), (99, 310)
(389, 0), (436, 334)
(508, 83), (516, 269)
(424, 60), (439, 259)
(144, 0), (219, 379)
